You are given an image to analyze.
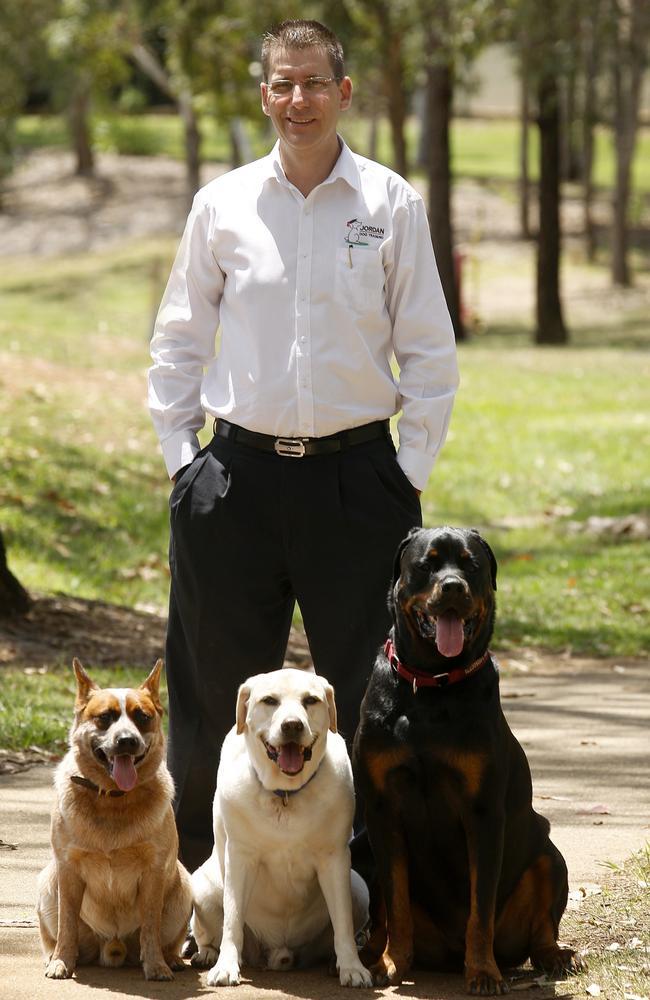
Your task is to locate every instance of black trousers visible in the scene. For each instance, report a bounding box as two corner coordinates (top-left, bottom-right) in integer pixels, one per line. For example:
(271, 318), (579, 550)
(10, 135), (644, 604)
(166, 423), (422, 872)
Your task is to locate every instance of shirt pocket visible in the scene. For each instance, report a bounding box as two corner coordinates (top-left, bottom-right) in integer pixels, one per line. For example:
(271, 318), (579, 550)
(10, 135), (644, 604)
(335, 246), (385, 313)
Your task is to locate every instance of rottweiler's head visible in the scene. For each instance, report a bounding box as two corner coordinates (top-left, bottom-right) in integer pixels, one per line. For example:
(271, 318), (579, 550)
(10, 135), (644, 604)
(389, 526), (497, 666)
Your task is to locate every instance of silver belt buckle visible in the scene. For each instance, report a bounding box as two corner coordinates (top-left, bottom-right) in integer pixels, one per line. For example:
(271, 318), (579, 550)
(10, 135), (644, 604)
(274, 437), (306, 458)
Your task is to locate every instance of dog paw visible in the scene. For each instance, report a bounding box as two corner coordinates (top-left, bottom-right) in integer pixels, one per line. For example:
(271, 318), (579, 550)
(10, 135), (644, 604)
(207, 958), (241, 986)
(466, 971), (509, 995)
(533, 945), (584, 977)
(143, 959), (174, 981)
(339, 961), (373, 988)
(191, 944), (219, 969)
(370, 955), (403, 987)
(164, 953), (187, 971)
(45, 958), (74, 979)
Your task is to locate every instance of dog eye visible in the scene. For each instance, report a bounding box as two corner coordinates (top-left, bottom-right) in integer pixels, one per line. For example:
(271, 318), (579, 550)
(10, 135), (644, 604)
(302, 695), (319, 707)
(133, 708), (153, 726)
(261, 696), (279, 706)
(94, 711), (117, 729)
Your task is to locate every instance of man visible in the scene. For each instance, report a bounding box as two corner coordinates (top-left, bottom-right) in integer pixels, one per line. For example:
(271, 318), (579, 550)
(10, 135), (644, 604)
(149, 19), (458, 872)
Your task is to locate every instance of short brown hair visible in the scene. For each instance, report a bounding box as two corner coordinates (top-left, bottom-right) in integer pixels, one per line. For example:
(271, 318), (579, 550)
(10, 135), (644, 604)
(261, 19), (345, 82)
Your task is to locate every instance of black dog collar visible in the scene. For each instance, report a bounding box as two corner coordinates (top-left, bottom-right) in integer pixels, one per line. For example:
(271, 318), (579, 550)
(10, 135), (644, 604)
(384, 637), (491, 693)
(70, 775), (126, 797)
(273, 766), (320, 806)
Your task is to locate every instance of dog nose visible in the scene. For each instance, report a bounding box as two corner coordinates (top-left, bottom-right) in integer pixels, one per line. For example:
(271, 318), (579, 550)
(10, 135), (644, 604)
(440, 576), (467, 595)
(114, 733), (140, 755)
(280, 717), (304, 738)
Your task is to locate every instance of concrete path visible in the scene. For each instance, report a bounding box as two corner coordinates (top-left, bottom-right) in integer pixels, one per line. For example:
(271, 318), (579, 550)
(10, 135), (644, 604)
(1, 652), (648, 1000)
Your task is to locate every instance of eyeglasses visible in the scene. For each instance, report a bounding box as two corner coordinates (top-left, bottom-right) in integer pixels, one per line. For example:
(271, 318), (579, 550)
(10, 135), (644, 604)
(267, 76), (338, 96)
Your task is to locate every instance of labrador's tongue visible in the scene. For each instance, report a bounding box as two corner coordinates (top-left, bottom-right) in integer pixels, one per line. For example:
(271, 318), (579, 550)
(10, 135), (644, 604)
(278, 742), (304, 775)
(435, 613), (465, 658)
(111, 754), (138, 791)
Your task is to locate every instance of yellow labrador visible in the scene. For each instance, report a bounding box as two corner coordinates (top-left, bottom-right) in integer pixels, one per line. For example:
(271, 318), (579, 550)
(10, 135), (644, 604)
(190, 667), (372, 988)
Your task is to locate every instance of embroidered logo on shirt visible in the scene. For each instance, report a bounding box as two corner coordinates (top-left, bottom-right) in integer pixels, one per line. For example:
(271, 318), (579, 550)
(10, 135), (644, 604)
(345, 218), (385, 246)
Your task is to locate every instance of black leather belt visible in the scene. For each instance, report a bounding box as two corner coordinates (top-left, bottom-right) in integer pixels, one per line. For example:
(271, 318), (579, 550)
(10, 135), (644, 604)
(214, 419), (389, 457)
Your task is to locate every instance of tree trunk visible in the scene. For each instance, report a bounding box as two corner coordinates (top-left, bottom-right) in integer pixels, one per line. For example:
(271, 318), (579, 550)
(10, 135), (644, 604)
(611, 0), (647, 287)
(130, 43), (202, 206)
(0, 530), (31, 616)
(375, 3), (409, 178)
(581, 2), (601, 262)
(179, 95), (201, 201)
(425, 59), (464, 340)
(367, 107), (379, 161)
(536, 72), (568, 344)
(519, 63), (532, 239)
(560, 57), (581, 182)
(228, 117), (253, 171)
(68, 81), (94, 178)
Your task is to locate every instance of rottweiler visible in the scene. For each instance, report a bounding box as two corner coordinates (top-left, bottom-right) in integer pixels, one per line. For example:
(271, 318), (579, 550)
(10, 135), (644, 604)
(352, 526), (580, 995)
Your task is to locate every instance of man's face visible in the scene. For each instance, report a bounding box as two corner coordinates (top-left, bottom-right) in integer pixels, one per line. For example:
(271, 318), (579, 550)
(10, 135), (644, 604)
(261, 46), (352, 158)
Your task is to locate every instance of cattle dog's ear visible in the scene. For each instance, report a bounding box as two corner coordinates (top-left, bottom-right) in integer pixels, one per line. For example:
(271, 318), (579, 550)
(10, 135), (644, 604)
(236, 682), (252, 734)
(73, 657), (98, 711)
(140, 659), (164, 716)
(468, 529), (498, 591)
(324, 683), (338, 734)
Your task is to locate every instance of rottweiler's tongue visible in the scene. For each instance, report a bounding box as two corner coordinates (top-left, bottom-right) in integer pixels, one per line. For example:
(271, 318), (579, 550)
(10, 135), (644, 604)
(111, 754), (138, 791)
(436, 613), (465, 658)
(278, 742), (304, 775)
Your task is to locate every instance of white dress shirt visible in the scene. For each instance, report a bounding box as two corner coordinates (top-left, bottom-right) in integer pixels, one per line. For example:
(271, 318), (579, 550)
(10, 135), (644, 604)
(149, 139), (459, 489)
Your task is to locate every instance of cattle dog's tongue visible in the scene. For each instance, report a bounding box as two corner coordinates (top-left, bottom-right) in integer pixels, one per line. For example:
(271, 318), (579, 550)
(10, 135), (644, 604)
(436, 612), (465, 658)
(278, 742), (303, 775)
(111, 754), (138, 791)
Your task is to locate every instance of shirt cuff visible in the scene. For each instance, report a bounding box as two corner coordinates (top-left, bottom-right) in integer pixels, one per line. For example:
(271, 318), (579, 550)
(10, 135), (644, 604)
(396, 446), (436, 493)
(161, 432), (201, 480)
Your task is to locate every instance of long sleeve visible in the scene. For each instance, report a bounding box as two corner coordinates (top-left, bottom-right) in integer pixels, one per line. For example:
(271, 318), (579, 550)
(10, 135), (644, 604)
(148, 194), (225, 479)
(386, 195), (459, 491)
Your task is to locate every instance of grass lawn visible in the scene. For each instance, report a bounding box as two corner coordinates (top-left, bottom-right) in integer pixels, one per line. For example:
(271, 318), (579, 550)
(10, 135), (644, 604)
(1, 238), (648, 658)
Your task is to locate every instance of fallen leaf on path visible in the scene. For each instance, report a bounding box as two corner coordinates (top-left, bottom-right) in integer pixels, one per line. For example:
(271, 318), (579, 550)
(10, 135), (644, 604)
(577, 803), (611, 815)
(568, 885), (602, 901)
(0, 839), (18, 851)
(539, 794), (572, 801)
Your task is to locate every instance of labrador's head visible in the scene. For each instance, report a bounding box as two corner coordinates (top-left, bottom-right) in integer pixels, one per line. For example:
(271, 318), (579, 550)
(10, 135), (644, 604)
(236, 668), (337, 791)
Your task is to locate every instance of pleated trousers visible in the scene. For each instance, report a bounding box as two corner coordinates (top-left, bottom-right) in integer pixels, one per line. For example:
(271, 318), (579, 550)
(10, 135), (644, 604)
(165, 424), (422, 872)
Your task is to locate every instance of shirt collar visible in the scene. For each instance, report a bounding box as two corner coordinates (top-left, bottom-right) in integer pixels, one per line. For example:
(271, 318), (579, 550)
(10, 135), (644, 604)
(266, 137), (361, 193)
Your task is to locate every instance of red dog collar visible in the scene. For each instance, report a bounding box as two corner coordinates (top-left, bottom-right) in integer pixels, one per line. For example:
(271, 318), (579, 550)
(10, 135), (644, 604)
(384, 637), (491, 693)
